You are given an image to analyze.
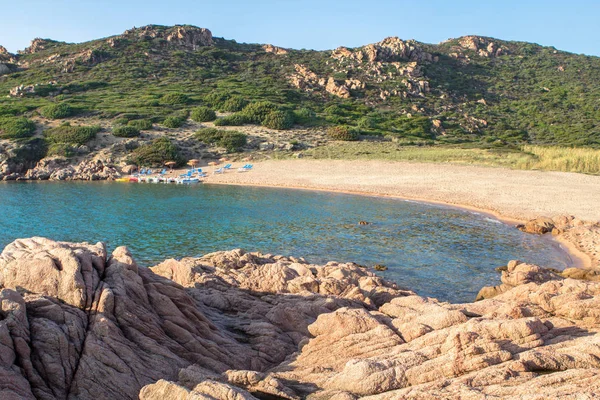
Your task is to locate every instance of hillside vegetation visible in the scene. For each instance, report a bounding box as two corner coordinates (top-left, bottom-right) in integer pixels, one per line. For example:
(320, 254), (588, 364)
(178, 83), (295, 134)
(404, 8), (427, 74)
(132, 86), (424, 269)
(0, 25), (598, 174)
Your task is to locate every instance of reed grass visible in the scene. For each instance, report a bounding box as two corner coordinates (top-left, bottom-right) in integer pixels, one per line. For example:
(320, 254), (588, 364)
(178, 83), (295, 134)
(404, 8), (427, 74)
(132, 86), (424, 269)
(518, 145), (600, 174)
(302, 142), (600, 174)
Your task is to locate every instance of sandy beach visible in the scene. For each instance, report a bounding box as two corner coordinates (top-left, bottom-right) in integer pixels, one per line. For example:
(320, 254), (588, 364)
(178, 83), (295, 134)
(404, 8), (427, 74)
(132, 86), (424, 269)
(196, 160), (600, 223)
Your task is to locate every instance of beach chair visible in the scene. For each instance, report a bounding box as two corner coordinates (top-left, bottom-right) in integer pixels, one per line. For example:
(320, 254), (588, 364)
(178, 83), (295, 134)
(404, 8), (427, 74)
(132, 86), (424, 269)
(223, 164), (232, 170)
(237, 164), (253, 172)
(196, 169), (207, 177)
(139, 168), (146, 175)
(214, 167), (224, 174)
(160, 169), (167, 175)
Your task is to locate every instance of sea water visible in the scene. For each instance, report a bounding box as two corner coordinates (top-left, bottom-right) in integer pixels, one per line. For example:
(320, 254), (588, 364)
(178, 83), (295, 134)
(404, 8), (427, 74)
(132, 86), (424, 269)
(0, 182), (572, 303)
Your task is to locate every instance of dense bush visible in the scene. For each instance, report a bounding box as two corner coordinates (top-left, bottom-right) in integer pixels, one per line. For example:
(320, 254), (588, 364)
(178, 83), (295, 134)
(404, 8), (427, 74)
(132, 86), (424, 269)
(162, 116), (185, 128)
(213, 113), (249, 126)
(221, 96), (248, 112)
(294, 108), (317, 124)
(203, 92), (229, 109)
(262, 110), (294, 130)
(40, 103), (74, 119)
(127, 119), (153, 130)
(113, 125), (140, 138)
(45, 123), (100, 145)
(47, 143), (76, 157)
(357, 117), (377, 130)
(11, 138), (48, 166)
(327, 125), (359, 141)
(0, 117), (36, 139)
(241, 101), (278, 124)
(114, 117), (129, 126)
(160, 93), (190, 105)
(219, 131), (247, 152)
(194, 128), (247, 152)
(129, 137), (184, 167)
(194, 128), (222, 144)
(190, 106), (217, 122)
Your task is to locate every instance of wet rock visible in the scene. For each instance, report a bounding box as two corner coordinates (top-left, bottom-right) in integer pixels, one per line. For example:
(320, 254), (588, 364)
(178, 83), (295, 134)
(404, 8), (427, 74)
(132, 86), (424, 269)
(517, 217), (556, 234)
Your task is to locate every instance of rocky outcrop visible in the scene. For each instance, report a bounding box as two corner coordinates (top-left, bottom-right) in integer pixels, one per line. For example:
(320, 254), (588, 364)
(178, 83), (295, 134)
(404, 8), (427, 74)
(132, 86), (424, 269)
(8, 81), (58, 97)
(24, 158), (121, 181)
(517, 216), (556, 234)
(122, 25), (213, 49)
(458, 36), (509, 57)
(333, 38), (434, 63)
(19, 38), (64, 55)
(1, 238), (600, 399)
(289, 65), (357, 98)
(325, 77), (351, 98)
(262, 44), (288, 55)
(0, 46), (16, 75)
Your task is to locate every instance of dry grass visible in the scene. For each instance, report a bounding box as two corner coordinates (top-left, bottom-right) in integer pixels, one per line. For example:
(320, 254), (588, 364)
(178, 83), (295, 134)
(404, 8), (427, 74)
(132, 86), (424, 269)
(518, 145), (600, 174)
(301, 142), (600, 174)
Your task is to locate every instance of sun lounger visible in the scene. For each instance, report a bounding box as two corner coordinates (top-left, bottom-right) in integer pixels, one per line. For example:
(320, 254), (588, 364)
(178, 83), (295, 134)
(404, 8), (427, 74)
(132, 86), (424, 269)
(237, 164), (253, 172)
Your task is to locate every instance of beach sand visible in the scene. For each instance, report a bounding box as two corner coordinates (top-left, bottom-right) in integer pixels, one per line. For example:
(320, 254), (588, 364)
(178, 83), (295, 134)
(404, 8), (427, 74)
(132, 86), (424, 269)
(197, 160), (600, 222)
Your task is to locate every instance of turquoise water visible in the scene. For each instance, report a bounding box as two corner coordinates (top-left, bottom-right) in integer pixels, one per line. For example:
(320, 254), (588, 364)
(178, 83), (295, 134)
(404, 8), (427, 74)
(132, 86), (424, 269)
(0, 182), (571, 303)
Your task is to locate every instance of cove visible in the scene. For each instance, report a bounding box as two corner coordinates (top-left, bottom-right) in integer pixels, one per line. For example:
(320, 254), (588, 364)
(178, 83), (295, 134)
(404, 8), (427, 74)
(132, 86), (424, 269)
(0, 181), (572, 303)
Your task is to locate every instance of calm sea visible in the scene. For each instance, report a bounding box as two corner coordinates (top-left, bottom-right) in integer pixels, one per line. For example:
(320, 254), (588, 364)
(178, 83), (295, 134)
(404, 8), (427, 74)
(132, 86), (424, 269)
(0, 182), (572, 302)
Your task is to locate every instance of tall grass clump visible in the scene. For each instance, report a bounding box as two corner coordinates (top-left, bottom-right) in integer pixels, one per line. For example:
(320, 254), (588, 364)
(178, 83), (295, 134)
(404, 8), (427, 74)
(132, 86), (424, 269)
(518, 145), (600, 174)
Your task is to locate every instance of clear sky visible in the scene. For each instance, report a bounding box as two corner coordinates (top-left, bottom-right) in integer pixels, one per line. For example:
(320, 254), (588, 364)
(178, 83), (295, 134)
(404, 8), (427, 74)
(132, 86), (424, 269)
(1, 0), (599, 56)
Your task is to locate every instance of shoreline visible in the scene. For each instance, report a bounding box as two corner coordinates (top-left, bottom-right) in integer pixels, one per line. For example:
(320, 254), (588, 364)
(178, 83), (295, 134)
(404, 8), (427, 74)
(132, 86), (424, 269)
(204, 180), (591, 270)
(3, 159), (597, 270)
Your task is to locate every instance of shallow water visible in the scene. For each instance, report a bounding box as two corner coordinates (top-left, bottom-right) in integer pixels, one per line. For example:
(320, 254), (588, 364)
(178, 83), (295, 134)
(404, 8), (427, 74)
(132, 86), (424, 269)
(0, 181), (572, 303)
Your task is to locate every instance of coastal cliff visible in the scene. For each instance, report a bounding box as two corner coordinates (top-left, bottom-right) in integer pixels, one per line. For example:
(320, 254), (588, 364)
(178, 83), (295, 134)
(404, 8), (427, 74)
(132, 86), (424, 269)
(1, 236), (600, 399)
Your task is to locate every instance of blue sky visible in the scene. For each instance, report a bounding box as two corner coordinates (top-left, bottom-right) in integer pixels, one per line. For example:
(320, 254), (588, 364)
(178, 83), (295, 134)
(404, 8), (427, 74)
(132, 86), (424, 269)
(1, 0), (599, 56)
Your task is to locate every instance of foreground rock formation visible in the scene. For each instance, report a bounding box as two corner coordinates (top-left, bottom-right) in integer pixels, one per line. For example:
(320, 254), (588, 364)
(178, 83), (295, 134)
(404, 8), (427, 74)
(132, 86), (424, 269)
(1, 237), (600, 399)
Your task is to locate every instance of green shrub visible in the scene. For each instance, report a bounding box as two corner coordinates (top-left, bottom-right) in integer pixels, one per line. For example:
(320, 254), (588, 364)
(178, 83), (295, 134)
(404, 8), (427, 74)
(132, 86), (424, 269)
(357, 117), (377, 130)
(221, 96), (248, 112)
(45, 123), (100, 145)
(327, 125), (359, 141)
(129, 137), (184, 167)
(113, 125), (140, 138)
(262, 110), (294, 130)
(219, 131), (247, 152)
(47, 143), (76, 157)
(324, 104), (345, 116)
(162, 116), (185, 128)
(214, 113), (249, 126)
(294, 108), (317, 124)
(160, 93), (190, 105)
(114, 117), (129, 125)
(194, 128), (222, 144)
(0, 117), (36, 139)
(193, 128), (247, 152)
(203, 92), (229, 108)
(40, 103), (74, 119)
(11, 138), (48, 165)
(190, 106), (217, 122)
(127, 119), (153, 130)
(241, 101), (278, 124)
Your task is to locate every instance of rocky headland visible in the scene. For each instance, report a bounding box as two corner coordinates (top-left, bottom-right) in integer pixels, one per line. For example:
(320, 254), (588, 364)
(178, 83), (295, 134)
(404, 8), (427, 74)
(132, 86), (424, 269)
(1, 211), (599, 399)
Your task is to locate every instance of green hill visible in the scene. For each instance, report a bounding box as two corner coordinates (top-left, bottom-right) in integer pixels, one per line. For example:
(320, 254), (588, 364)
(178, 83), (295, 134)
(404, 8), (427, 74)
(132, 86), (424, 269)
(1, 24), (599, 170)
